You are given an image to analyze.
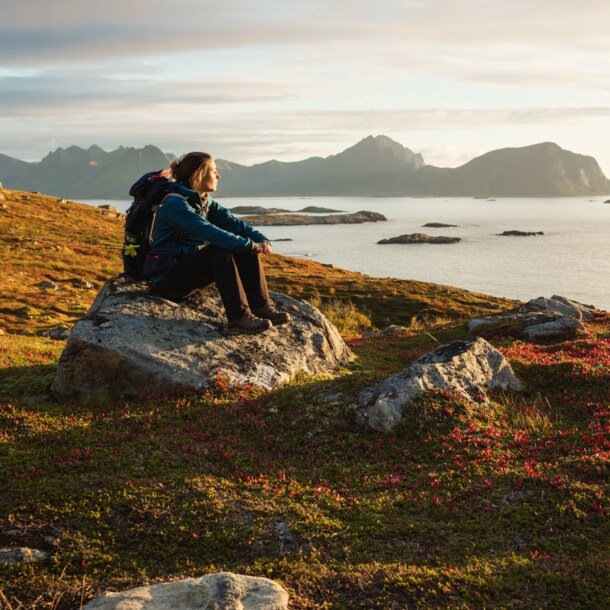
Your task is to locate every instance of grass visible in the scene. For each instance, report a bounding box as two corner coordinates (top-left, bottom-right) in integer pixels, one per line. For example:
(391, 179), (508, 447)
(0, 188), (608, 608)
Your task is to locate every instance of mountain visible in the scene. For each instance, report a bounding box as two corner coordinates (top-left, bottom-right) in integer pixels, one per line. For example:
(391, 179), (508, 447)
(0, 144), (170, 199)
(429, 142), (610, 197)
(1, 136), (608, 198)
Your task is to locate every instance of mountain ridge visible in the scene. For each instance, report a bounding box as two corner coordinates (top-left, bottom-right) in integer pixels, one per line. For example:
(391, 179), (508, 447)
(1, 136), (608, 198)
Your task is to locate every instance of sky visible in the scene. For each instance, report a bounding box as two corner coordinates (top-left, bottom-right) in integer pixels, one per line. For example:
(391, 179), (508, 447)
(2, 0), (610, 174)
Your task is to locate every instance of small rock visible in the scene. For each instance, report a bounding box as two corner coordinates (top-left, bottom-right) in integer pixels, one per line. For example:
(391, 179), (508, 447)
(0, 547), (48, 565)
(98, 204), (118, 213)
(36, 280), (59, 290)
(382, 325), (407, 334)
(21, 195), (30, 201)
(82, 572), (289, 610)
(47, 327), (71, 340)
(275, 522), (296, 542)
(0, 202), (7, 209)
(523, 317), (585, 342)
(527, 295), (597, 321)
(56, 198), (68, 204)
(70, 278), (95, 289)
(422, 223), (458, 228)
(319, 392), (343, 403)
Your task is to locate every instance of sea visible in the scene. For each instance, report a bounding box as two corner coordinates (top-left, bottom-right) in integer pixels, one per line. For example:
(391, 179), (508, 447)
(84, 196), (610, 310)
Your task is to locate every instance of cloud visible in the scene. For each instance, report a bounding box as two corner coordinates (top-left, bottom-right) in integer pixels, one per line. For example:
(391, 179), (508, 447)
(4, 104), (609, 163)
(2, 0), (610, 169)
(0, 73), (299, 115)
(4, 0), (610, 69)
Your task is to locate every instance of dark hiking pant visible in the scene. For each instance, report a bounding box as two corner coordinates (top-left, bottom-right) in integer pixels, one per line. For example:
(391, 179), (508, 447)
(151, 246), (271, 321)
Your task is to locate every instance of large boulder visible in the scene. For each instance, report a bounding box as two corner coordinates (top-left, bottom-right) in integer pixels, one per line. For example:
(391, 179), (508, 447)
(82, 572), (289, 609)
(51, 278), (352, 402)
(357, 337), (521, 433)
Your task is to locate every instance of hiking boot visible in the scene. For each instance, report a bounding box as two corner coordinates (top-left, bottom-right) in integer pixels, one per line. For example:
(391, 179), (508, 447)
(252, 304), (291, 325)
(227, 313), (271, 336)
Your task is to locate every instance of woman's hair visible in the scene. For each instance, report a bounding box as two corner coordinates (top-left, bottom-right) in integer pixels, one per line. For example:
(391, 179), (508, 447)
(170, 152), (213, 187)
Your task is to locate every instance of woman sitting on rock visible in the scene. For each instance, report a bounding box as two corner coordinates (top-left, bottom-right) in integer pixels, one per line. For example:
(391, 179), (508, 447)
(144, 151), (289, 335)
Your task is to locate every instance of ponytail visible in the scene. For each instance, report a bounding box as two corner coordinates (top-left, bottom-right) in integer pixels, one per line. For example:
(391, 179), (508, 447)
(170, 152), (212, 187)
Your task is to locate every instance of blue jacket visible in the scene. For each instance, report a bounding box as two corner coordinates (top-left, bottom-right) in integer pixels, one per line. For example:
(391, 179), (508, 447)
(147, 182), (269, 283)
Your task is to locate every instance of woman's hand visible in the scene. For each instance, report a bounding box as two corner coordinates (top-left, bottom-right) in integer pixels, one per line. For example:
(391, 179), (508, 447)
(253, 241), (273, 255)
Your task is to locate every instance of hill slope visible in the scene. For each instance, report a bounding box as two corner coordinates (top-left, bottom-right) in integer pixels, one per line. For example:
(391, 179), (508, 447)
(0, 188), (608, 609)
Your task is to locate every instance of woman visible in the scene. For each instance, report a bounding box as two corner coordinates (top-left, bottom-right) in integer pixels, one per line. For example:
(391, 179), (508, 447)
(144, 151), (289, 335)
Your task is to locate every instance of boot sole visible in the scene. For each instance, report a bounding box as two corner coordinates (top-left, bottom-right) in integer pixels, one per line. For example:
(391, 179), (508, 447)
(267, 317), (290, 325)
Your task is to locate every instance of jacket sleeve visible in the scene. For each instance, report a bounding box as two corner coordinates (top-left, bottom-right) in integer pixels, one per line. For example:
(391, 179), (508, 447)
(162, 195), (256, 252)
(207, 200), (270, 243)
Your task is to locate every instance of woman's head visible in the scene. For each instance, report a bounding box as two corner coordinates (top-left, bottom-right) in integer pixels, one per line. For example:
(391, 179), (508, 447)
(170, 152), (221, 193)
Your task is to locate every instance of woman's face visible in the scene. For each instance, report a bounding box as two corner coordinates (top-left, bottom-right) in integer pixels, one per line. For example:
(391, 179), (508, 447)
(192, 160), (221, 193)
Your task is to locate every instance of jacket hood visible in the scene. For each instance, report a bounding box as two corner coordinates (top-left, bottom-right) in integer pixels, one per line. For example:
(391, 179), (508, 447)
(168, 182), (205, 211)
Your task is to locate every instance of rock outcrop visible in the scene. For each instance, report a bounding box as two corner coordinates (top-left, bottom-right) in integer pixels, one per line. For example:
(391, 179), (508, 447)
(51, 278), (352, 402)
(469, 295), (598, 341)
(377, 233), (460, 244)
(82, 572), (289, 610)
(357, 337), (521, 433)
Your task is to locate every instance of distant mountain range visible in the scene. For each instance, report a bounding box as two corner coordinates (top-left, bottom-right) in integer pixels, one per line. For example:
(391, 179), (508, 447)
(1, 136), (609, 199)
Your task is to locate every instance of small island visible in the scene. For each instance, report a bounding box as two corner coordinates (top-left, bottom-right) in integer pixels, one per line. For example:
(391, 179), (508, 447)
(242, 210), (386, 226)
(297, 206), (344, 213)
(497, 230), (545, 236)
(229, 205), (344, 215)
(229, 206), (291, 215)
(422, 222), (459, 228)
(378, 233), (461, 245)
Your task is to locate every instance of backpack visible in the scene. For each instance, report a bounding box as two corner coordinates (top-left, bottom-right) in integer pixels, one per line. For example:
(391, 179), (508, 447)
(121, 169), (174, 281)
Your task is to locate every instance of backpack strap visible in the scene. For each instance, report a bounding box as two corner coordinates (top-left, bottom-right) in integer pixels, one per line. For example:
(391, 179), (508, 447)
(146, 193), (188, 246)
